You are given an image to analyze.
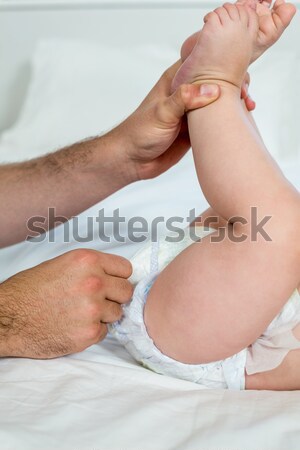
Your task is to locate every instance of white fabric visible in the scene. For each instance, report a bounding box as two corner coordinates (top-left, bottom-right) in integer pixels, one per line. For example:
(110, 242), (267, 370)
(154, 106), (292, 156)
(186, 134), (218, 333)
(0, 38), (300, 449)
(2, 345), (300, 450)
(250, 50), (300, 161)
(0, 40), (299, 163)
(0, 39), (177, 162)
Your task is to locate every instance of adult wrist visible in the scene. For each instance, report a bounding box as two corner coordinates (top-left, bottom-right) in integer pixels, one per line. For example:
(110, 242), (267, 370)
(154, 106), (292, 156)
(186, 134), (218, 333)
(62, 126), (139, 196)
(101, 121), (141, 184)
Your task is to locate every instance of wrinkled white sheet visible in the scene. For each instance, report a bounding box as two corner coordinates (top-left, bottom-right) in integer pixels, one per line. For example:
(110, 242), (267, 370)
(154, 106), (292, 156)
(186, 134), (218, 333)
(2, 339), (300, 450)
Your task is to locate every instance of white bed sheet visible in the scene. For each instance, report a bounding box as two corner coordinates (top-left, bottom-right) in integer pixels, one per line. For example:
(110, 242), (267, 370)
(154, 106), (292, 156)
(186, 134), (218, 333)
(1, 295), (300, 450)
(2, 338), (300, 450)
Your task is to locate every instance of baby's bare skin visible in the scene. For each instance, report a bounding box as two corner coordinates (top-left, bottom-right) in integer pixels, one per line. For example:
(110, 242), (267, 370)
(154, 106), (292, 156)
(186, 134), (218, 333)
(172, 0), (296, 92)
(145, 3), (300, 390)
(173, 3), (259, 91)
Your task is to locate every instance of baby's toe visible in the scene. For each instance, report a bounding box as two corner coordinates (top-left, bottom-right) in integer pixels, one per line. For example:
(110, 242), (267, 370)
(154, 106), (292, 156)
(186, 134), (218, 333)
(237, 4), (252, 25)
(214, 6), (232, 25)
(204, 11), (222, 26)
(236, 0), (259, 10)
(273, 1), (297, 31)
(223, 3), (240, 21)
(246, 4), (260, 34)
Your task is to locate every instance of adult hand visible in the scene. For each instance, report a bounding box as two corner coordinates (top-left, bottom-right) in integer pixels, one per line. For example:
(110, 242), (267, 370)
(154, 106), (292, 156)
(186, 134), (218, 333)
(178, 30), (255, 111)
(117, 61), (255, 181)
(242, 72), (256, 112)
(0, 249), (133, 358)
(116, 60), (221, 181)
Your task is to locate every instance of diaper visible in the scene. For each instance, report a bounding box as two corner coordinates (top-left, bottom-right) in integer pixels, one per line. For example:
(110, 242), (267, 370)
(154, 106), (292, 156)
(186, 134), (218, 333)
(109, 226), (300, 390)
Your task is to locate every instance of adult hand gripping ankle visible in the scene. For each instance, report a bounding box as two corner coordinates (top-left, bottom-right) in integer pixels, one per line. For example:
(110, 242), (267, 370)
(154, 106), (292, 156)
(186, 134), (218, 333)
(118, 60), (255, 182)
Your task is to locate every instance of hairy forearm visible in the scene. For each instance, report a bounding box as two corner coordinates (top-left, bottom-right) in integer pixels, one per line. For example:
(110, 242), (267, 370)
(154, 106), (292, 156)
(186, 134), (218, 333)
(0, 128), (136, 247)
(0, 283), (18, 357)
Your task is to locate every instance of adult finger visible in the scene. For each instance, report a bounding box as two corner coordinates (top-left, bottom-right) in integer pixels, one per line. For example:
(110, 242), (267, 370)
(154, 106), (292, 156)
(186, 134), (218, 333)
(104, 276), (134, 303)
(245, 95), (256, 111)
(164, 83), (221, 121)
(241, 76), (256, 112)
(100, 300), (124, 323)
(100, 254), (133, 279)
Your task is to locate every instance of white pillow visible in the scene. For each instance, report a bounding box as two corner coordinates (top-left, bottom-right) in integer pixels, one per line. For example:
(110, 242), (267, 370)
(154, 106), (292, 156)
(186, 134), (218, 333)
(250, 49), (300, 161)
(0, 39), (178, 162)
(0, 39), (298, 163)
(1, 40), (299, 211)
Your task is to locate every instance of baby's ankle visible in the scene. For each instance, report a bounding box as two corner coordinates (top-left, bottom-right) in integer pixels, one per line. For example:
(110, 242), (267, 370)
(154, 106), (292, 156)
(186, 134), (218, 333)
(190, 69), (246, 90)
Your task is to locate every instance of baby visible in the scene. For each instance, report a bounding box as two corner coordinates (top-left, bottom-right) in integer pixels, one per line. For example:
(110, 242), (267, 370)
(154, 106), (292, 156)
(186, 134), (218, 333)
(110, 0), (300, 390)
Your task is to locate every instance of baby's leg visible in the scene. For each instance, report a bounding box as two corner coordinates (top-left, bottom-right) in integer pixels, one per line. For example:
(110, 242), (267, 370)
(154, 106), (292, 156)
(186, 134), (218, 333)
(193, 204), (300, 296)
(190, 96), (300, 390)
(191, 207), (228, 229)
(144, 6), (300, 368)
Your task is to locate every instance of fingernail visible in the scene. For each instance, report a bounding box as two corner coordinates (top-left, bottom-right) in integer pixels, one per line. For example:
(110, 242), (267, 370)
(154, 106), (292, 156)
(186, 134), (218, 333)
(199, 84), (219, 97)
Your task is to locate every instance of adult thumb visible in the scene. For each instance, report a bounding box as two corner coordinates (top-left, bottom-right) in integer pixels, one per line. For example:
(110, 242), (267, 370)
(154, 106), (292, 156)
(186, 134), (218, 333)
(168, 83), (221, 119)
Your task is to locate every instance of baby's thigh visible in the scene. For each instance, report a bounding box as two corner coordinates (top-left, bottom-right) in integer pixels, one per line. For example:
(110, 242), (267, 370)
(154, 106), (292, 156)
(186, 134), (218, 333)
(144, 229), (300, 366)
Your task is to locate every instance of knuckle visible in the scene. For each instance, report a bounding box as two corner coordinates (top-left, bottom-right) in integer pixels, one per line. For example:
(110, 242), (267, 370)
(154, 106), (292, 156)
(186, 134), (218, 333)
(85, 324), (103, 342)
(83, 275), (104, 294)
(98, 324), (108, 341)
(84, 299), (101, 318)
(69, 248), (91, 260)
(71, 249), (99, 268)
(177, 84), (190, 104)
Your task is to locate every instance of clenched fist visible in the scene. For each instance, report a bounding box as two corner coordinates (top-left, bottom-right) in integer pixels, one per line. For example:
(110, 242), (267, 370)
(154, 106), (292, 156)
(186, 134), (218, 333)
(0, 249), (133, 359)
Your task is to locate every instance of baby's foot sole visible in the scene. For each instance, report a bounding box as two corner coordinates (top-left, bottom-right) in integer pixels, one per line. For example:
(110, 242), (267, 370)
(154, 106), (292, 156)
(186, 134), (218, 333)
(172, 5), (258, 93)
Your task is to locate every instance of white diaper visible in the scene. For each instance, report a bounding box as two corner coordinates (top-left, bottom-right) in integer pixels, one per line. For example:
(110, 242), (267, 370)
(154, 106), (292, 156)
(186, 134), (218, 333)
(109, 226), (300, 390)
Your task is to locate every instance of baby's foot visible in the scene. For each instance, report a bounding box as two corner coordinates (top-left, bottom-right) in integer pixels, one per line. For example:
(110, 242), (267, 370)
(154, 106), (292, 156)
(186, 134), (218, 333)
(251, 0), (296, 61)
(172, 5), (259, 93)
(172, 0), (296, 92)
